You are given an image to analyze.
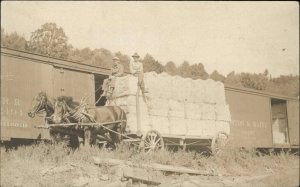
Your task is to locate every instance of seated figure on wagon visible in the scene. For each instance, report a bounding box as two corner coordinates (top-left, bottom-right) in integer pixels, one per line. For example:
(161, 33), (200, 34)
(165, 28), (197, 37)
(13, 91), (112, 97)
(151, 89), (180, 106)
(102, 56), (124, 104)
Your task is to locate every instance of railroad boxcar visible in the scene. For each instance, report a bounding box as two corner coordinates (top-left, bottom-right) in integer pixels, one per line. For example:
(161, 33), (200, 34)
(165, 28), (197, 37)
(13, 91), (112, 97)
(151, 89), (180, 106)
(225, 86), (299, 149)
(1, 47), (109, 142)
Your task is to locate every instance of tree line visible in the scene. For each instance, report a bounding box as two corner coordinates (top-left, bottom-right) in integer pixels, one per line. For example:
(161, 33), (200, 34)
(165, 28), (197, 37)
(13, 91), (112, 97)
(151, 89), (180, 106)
(1, 23), (298, 97)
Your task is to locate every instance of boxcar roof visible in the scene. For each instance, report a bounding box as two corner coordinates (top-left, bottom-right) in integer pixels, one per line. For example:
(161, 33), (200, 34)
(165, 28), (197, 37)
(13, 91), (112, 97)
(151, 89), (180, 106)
(1, 47), (112, 75)
(1, 47), (298, 101)
(225, 84), (298, 101)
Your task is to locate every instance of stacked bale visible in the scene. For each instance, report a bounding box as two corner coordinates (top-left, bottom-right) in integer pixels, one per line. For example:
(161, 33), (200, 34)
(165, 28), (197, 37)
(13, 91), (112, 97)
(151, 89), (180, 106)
(111, 72), (231, 137)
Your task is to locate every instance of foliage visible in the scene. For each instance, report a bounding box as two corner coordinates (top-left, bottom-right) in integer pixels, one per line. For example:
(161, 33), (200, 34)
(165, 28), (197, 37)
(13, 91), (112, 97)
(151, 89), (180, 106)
(115, 51), (130, 72)
(210, 70), (226, 82)
(141, 54), (164, 73)
(266, 75), (299, 97)
(91, 48), (113, 68)
(178, 61), (190, 78)
(189, 63), (209, 80)
(177, 61), (208, 80)
(1, 25), (298, 97)
(225, 70), (269, 90)
(240, 72), (269, 90)
(1, 28), (27, 50)
(225, 71), (244, 87)
(164, 61), (178, 76)
(71, 47), (93, 61)
(27, 23), (70, 59)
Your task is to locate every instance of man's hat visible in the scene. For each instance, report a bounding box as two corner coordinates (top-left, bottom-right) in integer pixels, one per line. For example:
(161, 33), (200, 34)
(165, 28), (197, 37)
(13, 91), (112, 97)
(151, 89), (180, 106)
(132, 53), (140, 58)
(112, 56), (120, 61)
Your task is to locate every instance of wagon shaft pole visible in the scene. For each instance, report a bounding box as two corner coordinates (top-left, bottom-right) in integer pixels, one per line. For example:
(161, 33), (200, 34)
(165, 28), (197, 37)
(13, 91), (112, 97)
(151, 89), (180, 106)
(136, 87), (141, 136)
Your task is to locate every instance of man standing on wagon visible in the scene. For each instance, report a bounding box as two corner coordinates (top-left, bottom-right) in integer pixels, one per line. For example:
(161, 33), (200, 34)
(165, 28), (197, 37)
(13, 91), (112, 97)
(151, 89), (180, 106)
(129, 53), (148, 94)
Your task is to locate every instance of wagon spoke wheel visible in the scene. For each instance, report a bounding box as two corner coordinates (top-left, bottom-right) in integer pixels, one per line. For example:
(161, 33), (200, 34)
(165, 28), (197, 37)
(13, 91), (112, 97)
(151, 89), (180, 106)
(211, 132), (229, 155)
(139, 130), (164, 154)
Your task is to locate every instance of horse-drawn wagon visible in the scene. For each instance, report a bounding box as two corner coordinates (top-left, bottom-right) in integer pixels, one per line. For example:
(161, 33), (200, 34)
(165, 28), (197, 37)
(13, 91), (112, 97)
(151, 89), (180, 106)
(29, 72), (231, 154)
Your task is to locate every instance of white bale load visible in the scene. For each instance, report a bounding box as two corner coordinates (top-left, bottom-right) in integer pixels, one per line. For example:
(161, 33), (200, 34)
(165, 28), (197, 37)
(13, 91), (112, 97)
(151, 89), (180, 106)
(145, 72), (172, 99)
(186, 120), (216, 136)
(125, 114), (151, 133)
(148, 98), (169, 117)
(215, 104), (231, 122)
(113, 75), (137, 97)
(171, 76), (186, 101)
(201, 103), (216, 120)
(185, 102), (202, 120)
(202, 79), (217, 104)
(169, 117), (187, 135)
(188, 79), (205, 103)
(185, 119), (202, 136)
(215, 121), (230, 135)
(215, 82), (226, 105)
(151, 116), (170, 134)
(169, 99), (185, 118)
(201, 120), (217, 136)
(114, 95), (136, 106)
(111, 72), (231, 137)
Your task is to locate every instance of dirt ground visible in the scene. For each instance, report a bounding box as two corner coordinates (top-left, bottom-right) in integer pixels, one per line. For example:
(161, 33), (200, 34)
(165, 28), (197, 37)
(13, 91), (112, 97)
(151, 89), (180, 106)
(34, 161), (300, 187)
(9, 159), (298, 187)
(1, 143), (299, 187)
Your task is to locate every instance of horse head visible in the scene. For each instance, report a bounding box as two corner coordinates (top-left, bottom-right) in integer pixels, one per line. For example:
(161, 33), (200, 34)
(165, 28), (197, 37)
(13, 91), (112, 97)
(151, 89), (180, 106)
(28, 92), (53, 118)
(52, 99), (67, 124)
(52, 96), (79, 124)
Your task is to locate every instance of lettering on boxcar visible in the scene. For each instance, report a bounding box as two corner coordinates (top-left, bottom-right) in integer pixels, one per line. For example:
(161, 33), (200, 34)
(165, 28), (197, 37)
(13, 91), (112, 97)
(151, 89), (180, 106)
(0, 74), (14, 81)
(1, 97), (10, 105)
(230, 120), (268, 129)
(14, 98), (20, 106)
(1, 96), (27, 128)
(1, 107), (24, 117)
(0, 120), (28, 128)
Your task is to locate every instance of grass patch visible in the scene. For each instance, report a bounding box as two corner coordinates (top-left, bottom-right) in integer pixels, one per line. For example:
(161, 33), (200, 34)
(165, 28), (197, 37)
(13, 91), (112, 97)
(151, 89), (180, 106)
(1, 142), (299, 186)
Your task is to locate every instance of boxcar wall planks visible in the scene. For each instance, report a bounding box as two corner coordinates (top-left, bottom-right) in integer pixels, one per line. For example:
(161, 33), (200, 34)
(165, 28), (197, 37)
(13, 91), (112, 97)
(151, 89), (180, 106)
(0, 47), (108, 141)
(1, 47), (299, 149)
(225, 86), (299, 149)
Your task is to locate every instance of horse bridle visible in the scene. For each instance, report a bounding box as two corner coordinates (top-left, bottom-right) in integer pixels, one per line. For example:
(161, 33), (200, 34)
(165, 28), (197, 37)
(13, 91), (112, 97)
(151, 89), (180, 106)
(30, 97), (44, 117)
(31, 95), (52, 117)
(54, 100), (69, 119)
(54, 100), (91, 123)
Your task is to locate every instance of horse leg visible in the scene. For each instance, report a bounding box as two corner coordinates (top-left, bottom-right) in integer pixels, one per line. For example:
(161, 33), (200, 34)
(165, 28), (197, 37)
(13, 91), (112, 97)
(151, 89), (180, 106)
(84, 128), (92, 147)
(118, 110), (127, 141)
(111, 110), (126, 143)
(110, 125), (120, 144)
(69, 134), (79, 149)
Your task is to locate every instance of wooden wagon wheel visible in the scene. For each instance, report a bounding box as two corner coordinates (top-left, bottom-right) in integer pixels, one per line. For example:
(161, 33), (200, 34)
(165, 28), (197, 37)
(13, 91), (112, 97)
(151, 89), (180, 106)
(211, 132), (229, 155)
(139, 130), (164, 153)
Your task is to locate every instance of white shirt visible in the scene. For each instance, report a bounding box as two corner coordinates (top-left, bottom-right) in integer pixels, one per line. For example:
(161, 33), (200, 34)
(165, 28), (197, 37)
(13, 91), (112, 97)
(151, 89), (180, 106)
(129, 60), (143, 76)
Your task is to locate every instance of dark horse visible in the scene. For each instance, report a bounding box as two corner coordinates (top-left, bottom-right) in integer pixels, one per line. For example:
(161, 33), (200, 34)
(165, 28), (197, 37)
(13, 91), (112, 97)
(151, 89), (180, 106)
(52, 96), (127, 147)
(28, 91), (54, 122)
(28, 92), (79, 147)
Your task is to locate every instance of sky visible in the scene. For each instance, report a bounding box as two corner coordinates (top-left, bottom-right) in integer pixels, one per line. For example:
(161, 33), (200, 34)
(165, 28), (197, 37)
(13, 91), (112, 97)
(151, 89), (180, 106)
(1, 1), (299, 77)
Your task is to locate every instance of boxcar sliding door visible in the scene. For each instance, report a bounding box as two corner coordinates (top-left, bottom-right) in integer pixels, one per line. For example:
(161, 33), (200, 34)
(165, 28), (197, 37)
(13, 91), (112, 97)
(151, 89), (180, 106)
(53, 67), (95, 106)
